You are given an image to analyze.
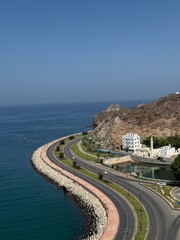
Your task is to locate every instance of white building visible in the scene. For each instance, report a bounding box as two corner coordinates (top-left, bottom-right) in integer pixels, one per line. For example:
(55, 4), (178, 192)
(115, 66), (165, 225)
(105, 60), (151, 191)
(134, 143), (178, 159)
(134, 146), (150, 157)
(122, 133), (141, 151)
(160, 145), (176, 158)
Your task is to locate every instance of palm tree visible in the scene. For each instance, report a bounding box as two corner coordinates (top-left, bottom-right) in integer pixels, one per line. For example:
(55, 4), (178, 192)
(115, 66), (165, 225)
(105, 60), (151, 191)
(59, 152), (64, 159)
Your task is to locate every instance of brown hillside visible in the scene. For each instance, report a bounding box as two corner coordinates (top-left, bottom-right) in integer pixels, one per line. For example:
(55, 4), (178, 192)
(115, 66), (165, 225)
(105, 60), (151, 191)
(93, 93), (180, 148)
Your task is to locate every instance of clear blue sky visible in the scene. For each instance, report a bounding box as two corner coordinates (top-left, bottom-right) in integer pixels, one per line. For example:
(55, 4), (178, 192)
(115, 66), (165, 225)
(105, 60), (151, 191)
(0, 0), (180, 105)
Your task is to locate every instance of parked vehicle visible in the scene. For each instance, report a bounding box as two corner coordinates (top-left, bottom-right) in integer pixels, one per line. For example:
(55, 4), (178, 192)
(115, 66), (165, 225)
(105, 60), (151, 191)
(160, 159), (166, 162)
(157, 157), (166, 162)
(157, 181), (166, 186)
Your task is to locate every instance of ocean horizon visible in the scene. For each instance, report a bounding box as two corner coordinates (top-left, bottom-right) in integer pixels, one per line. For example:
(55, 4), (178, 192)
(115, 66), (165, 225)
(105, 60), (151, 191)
(0, 97), (153, 107)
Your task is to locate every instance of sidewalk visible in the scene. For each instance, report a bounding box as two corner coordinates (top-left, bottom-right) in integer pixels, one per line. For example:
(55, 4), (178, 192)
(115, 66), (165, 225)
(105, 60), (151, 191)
(41, 140), (119, 240)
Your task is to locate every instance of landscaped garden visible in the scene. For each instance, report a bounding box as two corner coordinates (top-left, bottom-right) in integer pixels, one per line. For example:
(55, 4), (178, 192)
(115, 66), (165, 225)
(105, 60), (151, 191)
(142, 183), (180, 209)
(54, 136), (148, 240)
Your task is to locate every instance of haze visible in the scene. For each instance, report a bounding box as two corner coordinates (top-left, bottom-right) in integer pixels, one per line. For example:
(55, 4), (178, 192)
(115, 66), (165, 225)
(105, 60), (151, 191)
(0, 0), (180, 105)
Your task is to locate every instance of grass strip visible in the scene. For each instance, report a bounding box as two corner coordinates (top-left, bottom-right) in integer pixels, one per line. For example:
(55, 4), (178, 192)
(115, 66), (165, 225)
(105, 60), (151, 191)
(81, 142), (122, 158)
(54, 149), (147, 240)
(143, 183), (180, 209)
(71, 142), (98, 162)
(81, 144), (97, 156)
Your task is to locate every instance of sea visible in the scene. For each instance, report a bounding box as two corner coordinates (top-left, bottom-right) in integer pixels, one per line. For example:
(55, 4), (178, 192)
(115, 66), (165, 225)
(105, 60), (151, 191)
(0, 100), (150, 240)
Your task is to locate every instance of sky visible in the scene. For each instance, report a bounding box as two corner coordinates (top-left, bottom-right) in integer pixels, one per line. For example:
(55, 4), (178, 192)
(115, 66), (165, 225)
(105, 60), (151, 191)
(0, 0), (180, 105)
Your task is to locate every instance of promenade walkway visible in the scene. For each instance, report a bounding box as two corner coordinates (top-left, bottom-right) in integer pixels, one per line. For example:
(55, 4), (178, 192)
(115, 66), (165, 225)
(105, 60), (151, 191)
(41, 139), (119, 240)
(77, 140), (98, 158)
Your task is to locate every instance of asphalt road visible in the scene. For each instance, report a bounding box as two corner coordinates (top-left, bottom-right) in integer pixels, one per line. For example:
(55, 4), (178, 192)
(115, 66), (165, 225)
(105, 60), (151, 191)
(167, 215), (180, 239)
(48, 138), (180, 240)
(47, 142), (135, 240)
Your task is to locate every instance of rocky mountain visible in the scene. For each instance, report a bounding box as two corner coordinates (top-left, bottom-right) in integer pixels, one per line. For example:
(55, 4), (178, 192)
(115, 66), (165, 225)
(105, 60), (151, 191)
(93, 93), (180, 148)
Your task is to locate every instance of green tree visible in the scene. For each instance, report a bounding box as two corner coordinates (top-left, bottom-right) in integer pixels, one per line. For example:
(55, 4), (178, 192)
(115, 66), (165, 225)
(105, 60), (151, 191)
(69, 135), (74, 140)
(143, 135), (180, 149)
(73, 160), (77, 168)
(98, 173), (103, 180)
(56, 145), (60, 151)
(59, 152), (64, 159)
(59, 140), (65, 145)
(171, 154), (180, 180)
(82, 131), (88, 135)
(97, 152), (100, 161)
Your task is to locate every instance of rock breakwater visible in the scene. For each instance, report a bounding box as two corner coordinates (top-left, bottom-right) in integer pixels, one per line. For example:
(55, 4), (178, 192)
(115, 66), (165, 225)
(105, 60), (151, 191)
(31, 146), (107, 240)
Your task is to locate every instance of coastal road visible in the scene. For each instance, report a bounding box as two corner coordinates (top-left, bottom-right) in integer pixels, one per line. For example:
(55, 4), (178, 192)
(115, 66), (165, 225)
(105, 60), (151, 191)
(47, 138), (180, 240)
(62, 139), (180, 240)
(47, 142), (136, 240)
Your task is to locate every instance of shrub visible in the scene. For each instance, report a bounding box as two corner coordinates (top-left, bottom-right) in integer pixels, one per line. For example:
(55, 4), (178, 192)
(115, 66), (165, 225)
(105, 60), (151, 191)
(76, 165), (81, 170)
(73, 161), (78, 168)
(98, 173), (103, 180)
(59, 152), (64, 159)
(69, 135), (74, 140)
(60, 140), (65, 145)
(82, 131), (88, 135)
(56, 146), (60, 151)
(171, 154), (180, 180)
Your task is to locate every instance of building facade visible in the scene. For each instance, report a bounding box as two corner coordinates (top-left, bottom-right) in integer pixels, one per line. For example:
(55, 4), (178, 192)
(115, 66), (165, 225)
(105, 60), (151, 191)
(122, 133), (141, 151)
(160, 146), (176, 158)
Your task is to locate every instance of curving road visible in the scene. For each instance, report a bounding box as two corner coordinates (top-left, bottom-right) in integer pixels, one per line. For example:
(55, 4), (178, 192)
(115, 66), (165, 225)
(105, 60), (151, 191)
(48, 138), (180, 240)
(47, 142), (136, 240)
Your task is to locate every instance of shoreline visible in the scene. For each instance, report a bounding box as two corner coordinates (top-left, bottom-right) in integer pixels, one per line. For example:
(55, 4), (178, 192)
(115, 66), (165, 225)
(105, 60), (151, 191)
(30, 160), (101, 239)
(31, 144), (112, 240)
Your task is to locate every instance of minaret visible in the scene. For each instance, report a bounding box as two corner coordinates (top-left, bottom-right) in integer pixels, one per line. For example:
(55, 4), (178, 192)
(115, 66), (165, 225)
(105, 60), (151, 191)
(150, 136), (153, 158)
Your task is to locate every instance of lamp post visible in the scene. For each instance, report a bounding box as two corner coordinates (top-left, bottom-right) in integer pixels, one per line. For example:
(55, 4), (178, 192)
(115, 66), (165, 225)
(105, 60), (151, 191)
(123, 228), (132, 240)
(126, 173), (129, 196)
(138, 191), (143, 212)
(138, 191), (143, 231)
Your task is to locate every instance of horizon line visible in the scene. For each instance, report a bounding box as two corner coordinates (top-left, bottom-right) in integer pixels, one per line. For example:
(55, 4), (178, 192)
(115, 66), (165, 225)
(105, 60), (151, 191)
(0, 98), (154, 107)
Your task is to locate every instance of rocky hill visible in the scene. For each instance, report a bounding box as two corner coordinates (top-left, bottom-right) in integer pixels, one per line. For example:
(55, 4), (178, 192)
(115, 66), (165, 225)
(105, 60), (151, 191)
(92, 93), (180, 148)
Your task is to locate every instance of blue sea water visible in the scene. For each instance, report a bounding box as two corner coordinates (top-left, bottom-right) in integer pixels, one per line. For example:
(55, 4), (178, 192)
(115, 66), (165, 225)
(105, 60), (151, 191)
(0, 100), (150, 240)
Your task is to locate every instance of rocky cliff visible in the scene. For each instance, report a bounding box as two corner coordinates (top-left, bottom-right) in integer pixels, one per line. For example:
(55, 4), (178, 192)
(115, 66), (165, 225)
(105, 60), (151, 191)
(93, 93), (180, 148)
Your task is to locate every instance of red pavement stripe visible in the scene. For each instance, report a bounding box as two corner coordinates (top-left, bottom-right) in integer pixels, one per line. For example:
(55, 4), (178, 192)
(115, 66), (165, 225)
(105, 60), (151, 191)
(40, 139), (119, 240)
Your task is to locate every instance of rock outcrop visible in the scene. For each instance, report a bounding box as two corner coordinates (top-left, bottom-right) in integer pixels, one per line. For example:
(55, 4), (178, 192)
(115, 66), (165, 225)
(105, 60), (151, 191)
(93, 93), (180, 148)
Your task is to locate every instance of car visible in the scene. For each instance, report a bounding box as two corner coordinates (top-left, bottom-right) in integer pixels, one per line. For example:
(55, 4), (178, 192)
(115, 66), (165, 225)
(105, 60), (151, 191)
(160, 159), (166, 162)
(104, 171), (108, 175)
(157, 157), (166, 162)
(72, 156), (75, 159)
(157, 181), (166, 186)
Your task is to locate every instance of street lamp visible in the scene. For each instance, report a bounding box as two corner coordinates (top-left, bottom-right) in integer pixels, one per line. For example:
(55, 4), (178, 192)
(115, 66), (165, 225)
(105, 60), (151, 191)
(138, 191), (143, 231)
(123, 228), (132, 240)
(138, 191), (143, 212)
(126, 173), (130, 196)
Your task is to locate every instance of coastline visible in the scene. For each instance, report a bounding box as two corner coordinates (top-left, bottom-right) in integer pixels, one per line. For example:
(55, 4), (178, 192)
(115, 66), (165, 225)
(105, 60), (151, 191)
(31, 162), (101, 239)
(31, 145), (108, 240)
